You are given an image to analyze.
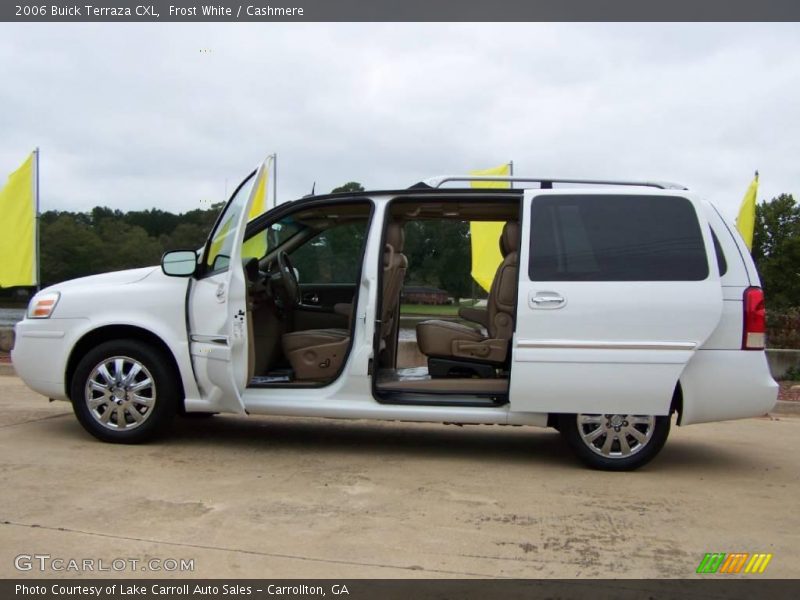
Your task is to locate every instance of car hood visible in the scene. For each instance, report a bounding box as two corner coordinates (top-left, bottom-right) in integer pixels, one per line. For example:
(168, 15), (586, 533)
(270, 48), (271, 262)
(45, 266), (159, 293)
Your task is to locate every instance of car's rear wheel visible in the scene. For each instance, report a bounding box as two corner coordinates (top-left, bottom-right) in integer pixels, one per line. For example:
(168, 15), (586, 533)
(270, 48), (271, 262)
(558, 413), (670, 471)
(70, 339), (178, 443)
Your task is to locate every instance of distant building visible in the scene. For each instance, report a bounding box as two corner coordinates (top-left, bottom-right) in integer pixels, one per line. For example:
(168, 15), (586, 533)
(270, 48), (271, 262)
(401, 285), (451, 305)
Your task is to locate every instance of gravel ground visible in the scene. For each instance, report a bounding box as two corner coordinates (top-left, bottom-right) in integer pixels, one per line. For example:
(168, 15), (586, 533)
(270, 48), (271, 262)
(0, 374), (799, 579)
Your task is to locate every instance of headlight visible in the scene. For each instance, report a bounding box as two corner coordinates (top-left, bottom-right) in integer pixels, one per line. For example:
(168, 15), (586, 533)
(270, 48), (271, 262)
(27, 292), (60, 319)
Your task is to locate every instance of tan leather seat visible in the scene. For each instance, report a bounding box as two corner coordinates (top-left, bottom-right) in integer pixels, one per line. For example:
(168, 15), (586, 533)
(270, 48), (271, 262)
(282, 329), (350, 354)
(416, 222), (519, 367)
(282, 223), (407, 381)
(281, 328), (350, 380)
(379, 223), (408, 346)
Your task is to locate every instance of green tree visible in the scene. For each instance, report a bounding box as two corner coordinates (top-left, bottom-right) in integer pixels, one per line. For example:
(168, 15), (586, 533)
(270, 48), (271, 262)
(404, 221), (440, 287)
(95, 220), (162, 272)
(91, 206), (123, 224)
(182, 204), (223, 231)
(40, 215), (105, 284)
(752, 194), (800, 308)
(331, 182), (365, 193)
(291, 222), (367, 284)
(35, 203), (222, 286)
(404, 220), (472, 303)
(125, 208), (182, 238)
(436, 221), (472, 303)
(161, 223), (209, 250)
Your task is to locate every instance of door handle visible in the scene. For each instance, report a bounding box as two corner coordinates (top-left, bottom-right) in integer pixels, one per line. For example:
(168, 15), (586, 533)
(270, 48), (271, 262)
(302, 292), (320, 304)
(530, 292), (566, 309)
(532, 295), (564, 304)
(190, 334), (229, 345)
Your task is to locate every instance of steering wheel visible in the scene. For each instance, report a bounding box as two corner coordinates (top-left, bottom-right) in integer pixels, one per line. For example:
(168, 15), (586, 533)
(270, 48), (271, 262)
(276, 250), (300, 307)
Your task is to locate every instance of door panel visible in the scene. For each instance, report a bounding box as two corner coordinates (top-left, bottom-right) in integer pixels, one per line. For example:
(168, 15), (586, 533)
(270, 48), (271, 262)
(294, 283), (355, 329)
(288, 220), (366, 331)
(188, 274), (242, 410)
(298, 283), (356, 309)
(509, 190), (723, 415)
(293, 307), (349, 331)
(187, 162), (265, 413)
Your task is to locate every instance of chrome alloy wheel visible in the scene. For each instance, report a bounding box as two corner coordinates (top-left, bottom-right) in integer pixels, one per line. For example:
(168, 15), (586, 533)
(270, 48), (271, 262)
(84, 356), (156, 431)
(576, 414), (655, 458)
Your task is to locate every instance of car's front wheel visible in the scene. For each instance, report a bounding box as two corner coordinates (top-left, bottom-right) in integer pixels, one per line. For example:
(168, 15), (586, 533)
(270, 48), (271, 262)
(558, 413), (670, 471)
(70, 339), (179, 443)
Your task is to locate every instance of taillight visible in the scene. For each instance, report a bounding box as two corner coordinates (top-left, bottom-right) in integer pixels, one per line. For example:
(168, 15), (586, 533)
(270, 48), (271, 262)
(742, 287), (766, 350)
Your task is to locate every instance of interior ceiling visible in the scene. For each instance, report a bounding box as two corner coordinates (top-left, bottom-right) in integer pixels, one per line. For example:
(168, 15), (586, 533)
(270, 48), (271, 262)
(290, 199), (519, 228)
(390, 201), (519, 221)
(293, 203), (371, 227)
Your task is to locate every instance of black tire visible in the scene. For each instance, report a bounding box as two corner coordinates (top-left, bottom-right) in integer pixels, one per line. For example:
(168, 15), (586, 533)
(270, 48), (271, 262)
(70, 339), (179, 443)
(558, 413), (671, 471)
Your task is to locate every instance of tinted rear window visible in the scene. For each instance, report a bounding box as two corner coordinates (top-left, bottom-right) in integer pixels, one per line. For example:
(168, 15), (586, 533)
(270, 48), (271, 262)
(710, 227), (728, 276)
(529, 194), (709, 281)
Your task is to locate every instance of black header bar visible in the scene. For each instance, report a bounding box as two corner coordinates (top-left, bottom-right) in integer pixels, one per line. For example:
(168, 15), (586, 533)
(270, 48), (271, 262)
(3, 0), (800, 22)
(4, 579), (800, 600)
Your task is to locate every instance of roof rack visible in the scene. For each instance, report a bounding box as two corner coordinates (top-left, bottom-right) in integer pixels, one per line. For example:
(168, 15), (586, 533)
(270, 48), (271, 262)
(421, 175), (688, 191)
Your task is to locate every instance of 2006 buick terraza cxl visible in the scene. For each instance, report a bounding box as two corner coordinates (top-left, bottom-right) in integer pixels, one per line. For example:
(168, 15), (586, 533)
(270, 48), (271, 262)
(12, 167), (778, 470)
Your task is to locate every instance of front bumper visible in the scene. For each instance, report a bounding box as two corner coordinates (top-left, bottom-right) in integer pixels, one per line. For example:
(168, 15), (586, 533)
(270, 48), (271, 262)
(11, 318), (88, 401)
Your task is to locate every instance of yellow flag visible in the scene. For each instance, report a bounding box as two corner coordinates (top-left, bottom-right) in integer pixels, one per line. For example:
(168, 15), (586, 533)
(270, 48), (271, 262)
(242, 157), (273, 259)
(470, 163), (512, 189)
(207, 217), (233, 270)
(247, 155), (271, 221)
(0, 153), (37, 287)
(241, 170), (267, 259)
(469, 163), (511, 291)
(736, 172), (758, 250)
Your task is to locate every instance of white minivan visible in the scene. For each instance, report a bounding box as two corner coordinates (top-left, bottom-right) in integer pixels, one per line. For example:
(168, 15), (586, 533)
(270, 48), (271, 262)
(12, 168), (778, 470)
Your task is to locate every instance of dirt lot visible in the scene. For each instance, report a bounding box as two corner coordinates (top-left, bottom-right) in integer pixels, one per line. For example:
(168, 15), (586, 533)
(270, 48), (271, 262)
(0, 374), (798, 579)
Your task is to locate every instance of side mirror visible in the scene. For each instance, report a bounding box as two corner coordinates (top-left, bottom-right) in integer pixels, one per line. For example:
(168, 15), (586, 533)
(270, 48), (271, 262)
(161, 250), (198, 277)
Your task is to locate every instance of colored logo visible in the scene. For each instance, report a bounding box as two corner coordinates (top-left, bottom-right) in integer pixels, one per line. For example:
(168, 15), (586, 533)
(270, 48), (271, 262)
(696, 553), (773, 574)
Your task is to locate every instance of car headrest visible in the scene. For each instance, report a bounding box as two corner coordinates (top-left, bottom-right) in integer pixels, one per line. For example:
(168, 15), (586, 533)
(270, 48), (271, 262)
(386, 222), (405, 252)
(500, 222), (519, 257)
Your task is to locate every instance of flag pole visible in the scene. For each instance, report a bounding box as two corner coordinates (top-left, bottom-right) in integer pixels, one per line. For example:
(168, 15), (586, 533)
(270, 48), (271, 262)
(33, 147), (40, 292)
(272, 153), (277, 209)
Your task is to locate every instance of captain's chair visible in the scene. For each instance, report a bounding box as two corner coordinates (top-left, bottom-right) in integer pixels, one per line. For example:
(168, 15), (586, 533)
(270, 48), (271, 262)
(415, 221), (519, 376)
(379, 223), (408, 349)
(282, 223), (407, 381)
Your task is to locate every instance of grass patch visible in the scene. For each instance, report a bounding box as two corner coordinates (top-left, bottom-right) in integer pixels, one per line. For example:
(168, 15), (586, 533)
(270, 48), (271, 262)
(400, 304), (459, 316)
(400, 300), (479, 316)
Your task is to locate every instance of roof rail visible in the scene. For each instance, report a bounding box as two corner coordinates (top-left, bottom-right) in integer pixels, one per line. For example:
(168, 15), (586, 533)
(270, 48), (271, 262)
(420, 175), (688, 191)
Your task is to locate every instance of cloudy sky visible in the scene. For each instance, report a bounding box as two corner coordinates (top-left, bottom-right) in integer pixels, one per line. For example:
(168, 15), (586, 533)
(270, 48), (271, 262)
(0, 22), (798, 219)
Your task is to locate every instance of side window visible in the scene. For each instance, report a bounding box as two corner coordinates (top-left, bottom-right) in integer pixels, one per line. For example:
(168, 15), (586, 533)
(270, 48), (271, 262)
(205, 175), (256, 273)
(529, 194), (709, 281)
(710, 227), (728, 276)
(290, 221), (367, 284)
(242, 218), (303, 261)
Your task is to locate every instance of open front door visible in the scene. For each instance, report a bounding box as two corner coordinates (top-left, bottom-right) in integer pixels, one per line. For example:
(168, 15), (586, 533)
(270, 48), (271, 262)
(187, 161), (267, 413)
(509, 189), (723, 415)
